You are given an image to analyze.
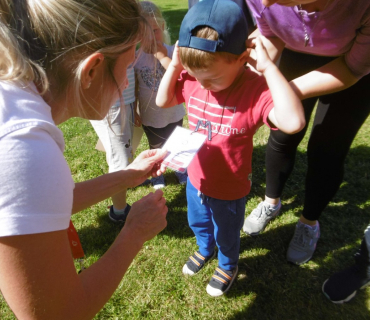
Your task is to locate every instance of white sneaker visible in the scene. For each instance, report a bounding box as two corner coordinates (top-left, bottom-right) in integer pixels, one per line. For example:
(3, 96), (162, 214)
(243, 201), (281, 235)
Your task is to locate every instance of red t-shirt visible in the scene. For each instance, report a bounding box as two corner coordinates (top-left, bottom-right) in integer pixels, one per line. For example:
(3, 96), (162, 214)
(175, 68), (274, 200)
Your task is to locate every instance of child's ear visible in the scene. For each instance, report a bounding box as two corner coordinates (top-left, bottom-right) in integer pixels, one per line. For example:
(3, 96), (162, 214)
(238, 49), (250, 65)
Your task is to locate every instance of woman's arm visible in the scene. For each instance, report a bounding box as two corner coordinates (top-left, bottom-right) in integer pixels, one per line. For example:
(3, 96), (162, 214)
(248, 33), (361, 101)
(156, 42), (183, 108)
(253, 36), (305, 133)
(248, 36), (361, 100)
(290, 56), (361, 100)
(0, 190), (167, 320)
(72, 148), (167, 214)
(72, 149), (167, 214)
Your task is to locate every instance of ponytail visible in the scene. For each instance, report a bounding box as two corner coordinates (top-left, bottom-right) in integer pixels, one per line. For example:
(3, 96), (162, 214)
(0, 0), (47, 91)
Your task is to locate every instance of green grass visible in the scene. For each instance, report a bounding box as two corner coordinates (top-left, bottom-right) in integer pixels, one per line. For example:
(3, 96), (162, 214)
(60, 111), (370, 320)
(1, 0), (370, 319)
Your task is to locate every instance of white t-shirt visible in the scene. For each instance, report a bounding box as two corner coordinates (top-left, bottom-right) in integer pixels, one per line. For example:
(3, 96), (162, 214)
(135, 44), (186, 128)
(0, 81), (73, 236)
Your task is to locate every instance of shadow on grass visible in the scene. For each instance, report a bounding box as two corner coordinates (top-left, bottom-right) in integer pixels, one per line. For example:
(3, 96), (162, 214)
(75, 142), (369, 319)
(229, 232), (370, 319)
(76, 211), (123, 257)
(227, 224), (370, 319)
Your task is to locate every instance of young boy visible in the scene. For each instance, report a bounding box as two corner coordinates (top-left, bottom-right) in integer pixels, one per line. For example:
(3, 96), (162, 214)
(156, 0), (305, 297)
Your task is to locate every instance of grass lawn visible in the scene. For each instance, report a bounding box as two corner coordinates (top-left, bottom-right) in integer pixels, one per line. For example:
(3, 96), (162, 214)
(1, 0), (370, 319)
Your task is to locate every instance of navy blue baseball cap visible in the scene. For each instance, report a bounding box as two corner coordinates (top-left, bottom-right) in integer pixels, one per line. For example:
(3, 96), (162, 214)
(178, 0), (248, 55)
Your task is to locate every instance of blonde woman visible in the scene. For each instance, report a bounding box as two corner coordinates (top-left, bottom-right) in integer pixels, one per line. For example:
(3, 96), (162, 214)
(0, 0), (168, 319)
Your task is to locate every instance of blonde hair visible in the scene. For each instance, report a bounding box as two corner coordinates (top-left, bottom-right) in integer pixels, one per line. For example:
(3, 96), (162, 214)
(140, 1), (170, 45)
(179, 26), (239, 70)
(0, 0), (150, 117)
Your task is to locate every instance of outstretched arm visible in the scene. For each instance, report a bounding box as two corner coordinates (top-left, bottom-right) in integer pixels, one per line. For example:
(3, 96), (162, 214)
(156, 42), (183, 108)
(290, 56), (360, 100)
(72, 148), (167, 214)
(253, 36), (305, 134)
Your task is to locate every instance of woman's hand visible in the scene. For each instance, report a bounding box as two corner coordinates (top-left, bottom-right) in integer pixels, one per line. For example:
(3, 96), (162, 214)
(123, 189), (168, 243)
(123, 148), (167, 187)
(72, 149), (167, 214)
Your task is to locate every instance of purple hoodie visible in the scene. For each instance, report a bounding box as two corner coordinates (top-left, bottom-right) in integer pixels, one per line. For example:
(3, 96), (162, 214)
(246, 0), (370, 77)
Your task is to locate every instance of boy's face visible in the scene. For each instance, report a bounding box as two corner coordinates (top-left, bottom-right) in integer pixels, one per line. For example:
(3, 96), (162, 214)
(185, 56), (246, 93)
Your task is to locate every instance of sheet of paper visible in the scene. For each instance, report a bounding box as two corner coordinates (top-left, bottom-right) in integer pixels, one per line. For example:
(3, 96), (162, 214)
(161, 126), (206, 173)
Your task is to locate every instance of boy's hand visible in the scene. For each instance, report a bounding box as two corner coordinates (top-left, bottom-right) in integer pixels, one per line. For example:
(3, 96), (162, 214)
(170, 41), (184, 72)
(253, 36), (276, 75)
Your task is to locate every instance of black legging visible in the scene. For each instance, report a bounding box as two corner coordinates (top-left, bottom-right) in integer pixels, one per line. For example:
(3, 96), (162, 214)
(355, 224), (370, 273)
(142, 119), (183, 149)
(265, 49), (370, 221)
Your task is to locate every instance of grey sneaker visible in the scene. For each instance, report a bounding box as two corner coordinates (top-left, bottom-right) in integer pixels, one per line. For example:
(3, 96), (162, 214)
(243, 201), (281, 235)
(287, 221), (320, 265)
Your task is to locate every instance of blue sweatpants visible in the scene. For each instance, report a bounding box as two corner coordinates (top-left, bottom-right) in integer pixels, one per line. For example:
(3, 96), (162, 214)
(186, 178), (245, 271)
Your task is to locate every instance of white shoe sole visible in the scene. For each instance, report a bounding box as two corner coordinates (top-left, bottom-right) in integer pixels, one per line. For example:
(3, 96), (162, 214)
(152, 184), (165, 190)
(206, 266), (238, 297)
(322, 278), (370, 304)
(322, 279), (357, 304)
(182, 263), (195, 276)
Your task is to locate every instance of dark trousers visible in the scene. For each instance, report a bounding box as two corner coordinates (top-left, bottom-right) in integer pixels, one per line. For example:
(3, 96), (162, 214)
(142, 119), (183, 149)
(265, 49), (370, 221)
(355, 224), (370, 276)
